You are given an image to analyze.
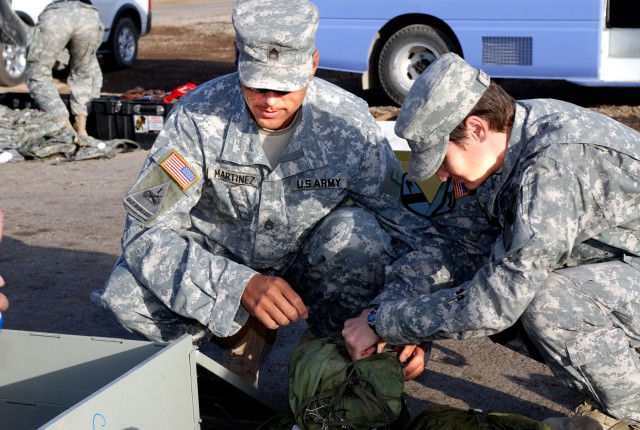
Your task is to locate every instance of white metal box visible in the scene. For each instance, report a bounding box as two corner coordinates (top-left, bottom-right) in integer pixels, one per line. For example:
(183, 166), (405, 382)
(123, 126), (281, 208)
(0, 330), (281, 429)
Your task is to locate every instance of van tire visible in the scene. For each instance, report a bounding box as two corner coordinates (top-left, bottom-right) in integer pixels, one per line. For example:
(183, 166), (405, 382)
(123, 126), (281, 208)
(0, 42), (27, 86)
(378, 24), (456, 105)
(105, 17), (139, 69)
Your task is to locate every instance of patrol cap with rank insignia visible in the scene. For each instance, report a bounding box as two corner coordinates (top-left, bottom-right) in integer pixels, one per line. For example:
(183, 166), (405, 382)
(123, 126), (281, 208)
(232, 0), (319, 93)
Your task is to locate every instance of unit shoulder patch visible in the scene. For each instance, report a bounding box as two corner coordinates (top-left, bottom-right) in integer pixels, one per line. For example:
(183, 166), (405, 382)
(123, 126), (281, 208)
(124, 182), (170, 222)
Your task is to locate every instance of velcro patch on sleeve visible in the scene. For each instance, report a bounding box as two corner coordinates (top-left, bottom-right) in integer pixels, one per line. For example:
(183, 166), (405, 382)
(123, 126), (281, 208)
(160, 151), (199, 190)
(122, 151), (198, 223)
(390, 168), (404, 185)
(380, 167), (404, 196)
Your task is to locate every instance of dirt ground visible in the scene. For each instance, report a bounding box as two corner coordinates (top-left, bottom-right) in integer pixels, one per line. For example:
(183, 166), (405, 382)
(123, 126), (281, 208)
(1, 1), (640, 425)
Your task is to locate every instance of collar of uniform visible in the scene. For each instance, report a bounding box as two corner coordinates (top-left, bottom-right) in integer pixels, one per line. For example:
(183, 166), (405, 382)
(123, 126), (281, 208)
(501, 103), (528, 178)
(270, 95), (328, 179)
(220, 106), (272, 168)
(483, 103), (529, 219)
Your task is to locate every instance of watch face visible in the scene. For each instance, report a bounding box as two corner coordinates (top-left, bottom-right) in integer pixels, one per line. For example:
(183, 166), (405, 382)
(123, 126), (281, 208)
(367, 309), (377, 325)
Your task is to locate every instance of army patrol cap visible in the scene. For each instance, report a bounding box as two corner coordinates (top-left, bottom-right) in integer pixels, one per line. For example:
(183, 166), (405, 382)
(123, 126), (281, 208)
(395, 53), (491, 181)
(232, 0), (319, 93)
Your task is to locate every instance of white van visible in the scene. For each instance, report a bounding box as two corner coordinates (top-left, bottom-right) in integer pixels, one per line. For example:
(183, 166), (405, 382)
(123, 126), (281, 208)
(0, 0), (152, 86)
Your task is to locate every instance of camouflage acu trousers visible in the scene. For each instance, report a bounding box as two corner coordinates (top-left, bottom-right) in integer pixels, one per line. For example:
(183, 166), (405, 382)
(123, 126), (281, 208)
(521, 256), (640, 425)
(283, 206), (396, 338)
(25, 2), (103, 119)
(96, 206), (396, 343)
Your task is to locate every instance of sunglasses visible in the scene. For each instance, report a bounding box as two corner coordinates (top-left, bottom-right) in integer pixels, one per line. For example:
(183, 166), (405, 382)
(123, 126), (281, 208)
(243, 86), (292, 97)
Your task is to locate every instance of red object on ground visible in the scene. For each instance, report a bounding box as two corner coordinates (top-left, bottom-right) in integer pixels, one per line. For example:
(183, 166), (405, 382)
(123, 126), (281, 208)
(163, 82), (198, 103)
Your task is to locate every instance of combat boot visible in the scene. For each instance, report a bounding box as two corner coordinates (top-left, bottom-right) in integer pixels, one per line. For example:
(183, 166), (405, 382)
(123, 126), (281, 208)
(544, 401), (631, 430)
(217, 316), (277, 389)
(74, 115), (88, 136)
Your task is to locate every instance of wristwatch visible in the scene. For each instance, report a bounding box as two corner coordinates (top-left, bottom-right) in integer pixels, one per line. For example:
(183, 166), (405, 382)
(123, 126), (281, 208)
(367, 306), (379, 335)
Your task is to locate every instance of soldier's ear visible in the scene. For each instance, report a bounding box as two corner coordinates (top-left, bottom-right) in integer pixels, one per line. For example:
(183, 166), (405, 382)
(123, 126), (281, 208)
(465, 116), (487, 142)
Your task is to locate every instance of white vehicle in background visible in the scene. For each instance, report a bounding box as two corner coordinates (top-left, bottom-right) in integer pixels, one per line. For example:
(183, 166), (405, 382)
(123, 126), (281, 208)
(0, 0), (152, 86)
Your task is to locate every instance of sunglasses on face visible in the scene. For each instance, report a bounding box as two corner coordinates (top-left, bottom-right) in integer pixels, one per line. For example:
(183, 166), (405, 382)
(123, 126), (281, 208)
(243, 86), (292, 97)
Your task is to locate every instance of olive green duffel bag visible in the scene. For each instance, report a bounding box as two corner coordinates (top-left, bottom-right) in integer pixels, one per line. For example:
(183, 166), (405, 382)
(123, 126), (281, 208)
(288, 338), (406, 430)
(405, 405), (553, 430)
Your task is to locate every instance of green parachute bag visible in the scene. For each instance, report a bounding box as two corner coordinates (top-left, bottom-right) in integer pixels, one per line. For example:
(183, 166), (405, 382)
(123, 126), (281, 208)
(288, 338), (406, 430)
(405, 406), (553, 430)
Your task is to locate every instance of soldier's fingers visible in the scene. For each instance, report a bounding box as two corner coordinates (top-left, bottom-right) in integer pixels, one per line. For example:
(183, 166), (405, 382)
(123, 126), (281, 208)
(403, 358), (424, 381)
(0, 292), (8, 312)
(398, 345), (417, 363)
(363, 345), (377, 359)
(268, 305), (296, 326)
(262, 277), (307, 320)
(256, 293), (301, 327)
(281, 287), (308, 319)
(253, 309), (279, 330)
(400, 346), (426, 381)
(348, 343), (376, 361)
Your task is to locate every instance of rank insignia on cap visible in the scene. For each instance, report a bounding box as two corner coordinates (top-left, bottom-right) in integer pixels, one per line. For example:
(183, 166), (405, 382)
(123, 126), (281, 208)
(268, 46), (280, 61)
(161, 151), (199, 190)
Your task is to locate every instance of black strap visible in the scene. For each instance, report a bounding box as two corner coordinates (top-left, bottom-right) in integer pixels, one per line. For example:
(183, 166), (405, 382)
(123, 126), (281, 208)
(349, 375), (397, 422)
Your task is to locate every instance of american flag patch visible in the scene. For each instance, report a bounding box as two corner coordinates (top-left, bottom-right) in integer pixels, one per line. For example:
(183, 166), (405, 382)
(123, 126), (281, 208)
(453, 179), (469, 199)
(160, 151), (199, 189)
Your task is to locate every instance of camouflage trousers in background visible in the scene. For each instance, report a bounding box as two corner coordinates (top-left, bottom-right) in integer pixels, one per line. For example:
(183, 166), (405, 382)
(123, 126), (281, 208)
(25, 1), (103, 120)
(521, 255), (640, 426)
(93, 206), (397, 344)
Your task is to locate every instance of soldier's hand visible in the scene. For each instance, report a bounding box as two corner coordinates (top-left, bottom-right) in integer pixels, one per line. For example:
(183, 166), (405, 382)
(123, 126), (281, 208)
(241, 274), (307, 329)
(0, 291), (7, 312)
(394, 344), (426, 381)
(342, 308), (384, 360)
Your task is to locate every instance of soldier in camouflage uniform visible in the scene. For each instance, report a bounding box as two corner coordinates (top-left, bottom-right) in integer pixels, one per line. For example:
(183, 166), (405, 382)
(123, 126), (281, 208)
(25, 0), (103, 138)
(343, 53), (640, 428)
(92, 0), (429, 388)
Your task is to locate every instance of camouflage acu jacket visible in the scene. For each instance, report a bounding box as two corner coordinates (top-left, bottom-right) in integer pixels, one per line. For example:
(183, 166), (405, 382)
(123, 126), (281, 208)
(110, 73), (428, 338)
(374, 99), (640, 345)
